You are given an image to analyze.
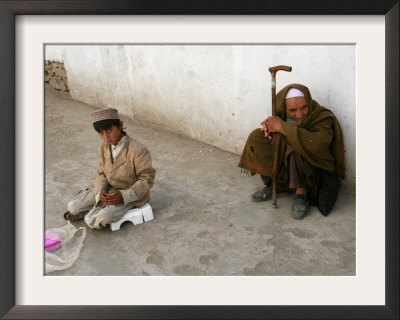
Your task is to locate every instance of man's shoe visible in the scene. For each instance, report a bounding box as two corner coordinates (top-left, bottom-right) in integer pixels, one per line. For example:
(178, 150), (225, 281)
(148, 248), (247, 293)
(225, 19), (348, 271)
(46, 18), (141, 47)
(291, 194), (310, 220)
(251, 184), (273, 202)
(251, 184), (288, 202)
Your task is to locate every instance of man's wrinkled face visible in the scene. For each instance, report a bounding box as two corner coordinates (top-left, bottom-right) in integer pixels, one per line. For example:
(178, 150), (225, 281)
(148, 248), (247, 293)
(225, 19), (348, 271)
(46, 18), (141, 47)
(285, 97), (309, 125)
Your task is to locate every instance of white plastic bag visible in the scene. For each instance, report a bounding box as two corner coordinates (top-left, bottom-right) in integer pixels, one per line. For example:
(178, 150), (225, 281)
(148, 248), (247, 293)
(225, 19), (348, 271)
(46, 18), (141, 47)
(45, 221), (86, 274)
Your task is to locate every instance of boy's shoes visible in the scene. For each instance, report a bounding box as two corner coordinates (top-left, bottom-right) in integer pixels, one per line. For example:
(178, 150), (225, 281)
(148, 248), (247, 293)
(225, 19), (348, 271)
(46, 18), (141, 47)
(291, 194), (310, 220)
(63, 211), (84, 221)
(251, 184), (287, 202)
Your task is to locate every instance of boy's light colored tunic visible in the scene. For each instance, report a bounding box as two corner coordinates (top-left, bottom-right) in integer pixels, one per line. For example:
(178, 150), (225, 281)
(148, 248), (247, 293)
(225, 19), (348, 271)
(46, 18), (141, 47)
(68, 134), (156, 229)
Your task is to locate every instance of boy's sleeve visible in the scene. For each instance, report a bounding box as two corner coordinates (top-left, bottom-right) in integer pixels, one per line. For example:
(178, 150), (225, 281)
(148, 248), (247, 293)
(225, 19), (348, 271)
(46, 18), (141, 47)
(119, 188), (139, 205)
(93, 145), (109, 196)
(129, 145), (156, 200)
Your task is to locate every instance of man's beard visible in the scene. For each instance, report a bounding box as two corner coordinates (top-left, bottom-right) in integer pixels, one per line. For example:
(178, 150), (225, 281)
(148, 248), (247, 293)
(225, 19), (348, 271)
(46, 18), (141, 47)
(286, 115), (304, 125)
(286, 115), (297, 125)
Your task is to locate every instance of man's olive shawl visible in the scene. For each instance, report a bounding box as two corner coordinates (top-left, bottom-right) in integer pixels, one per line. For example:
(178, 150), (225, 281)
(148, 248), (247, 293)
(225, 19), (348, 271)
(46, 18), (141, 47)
(238, 83), (346, 179)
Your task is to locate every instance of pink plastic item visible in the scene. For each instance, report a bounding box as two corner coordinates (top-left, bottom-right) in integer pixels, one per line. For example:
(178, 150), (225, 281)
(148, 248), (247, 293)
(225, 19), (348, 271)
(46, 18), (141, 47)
(45, 232), (62, 252)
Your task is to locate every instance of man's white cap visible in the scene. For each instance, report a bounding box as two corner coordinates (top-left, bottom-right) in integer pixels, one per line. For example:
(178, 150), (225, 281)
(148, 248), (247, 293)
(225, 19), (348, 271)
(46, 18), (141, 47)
(285, 88), (305, 99)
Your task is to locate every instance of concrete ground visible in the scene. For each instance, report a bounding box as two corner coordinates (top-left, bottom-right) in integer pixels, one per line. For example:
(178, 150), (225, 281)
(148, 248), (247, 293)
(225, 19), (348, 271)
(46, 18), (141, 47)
(45, 85), (356, 276)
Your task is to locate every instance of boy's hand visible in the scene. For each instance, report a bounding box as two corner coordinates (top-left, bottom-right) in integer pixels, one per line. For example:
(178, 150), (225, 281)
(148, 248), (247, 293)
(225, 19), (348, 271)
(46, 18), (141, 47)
(99, 188), (109, 203)
(99, 188), (123, 206)
(106, 190), (123, 206)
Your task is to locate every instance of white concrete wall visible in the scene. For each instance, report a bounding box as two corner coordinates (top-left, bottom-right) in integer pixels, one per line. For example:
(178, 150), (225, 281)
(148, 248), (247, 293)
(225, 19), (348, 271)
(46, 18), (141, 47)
(45, 45), (356, 191)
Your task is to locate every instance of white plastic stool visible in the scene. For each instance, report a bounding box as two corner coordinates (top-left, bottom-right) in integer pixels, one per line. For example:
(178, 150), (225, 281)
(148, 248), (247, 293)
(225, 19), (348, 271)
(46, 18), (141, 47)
(110, 203), (154, 231)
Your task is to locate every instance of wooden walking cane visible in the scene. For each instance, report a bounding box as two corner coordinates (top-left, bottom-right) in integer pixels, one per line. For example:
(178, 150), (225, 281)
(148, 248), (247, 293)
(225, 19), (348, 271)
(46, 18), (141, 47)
(268, 65), (292, 208)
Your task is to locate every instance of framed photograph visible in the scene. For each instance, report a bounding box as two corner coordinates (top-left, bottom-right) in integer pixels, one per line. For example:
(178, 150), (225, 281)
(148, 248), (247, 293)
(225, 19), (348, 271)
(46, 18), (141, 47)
(1, 0), (398, 319)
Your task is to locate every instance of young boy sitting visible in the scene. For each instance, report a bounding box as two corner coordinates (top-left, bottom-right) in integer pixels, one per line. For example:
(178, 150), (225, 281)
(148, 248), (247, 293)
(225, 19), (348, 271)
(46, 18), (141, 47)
(64, 107), (156, 229)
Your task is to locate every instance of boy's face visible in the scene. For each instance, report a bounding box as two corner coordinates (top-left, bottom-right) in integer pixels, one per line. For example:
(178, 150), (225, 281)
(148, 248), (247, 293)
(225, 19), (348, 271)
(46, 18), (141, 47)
(98, 121), (124, 146)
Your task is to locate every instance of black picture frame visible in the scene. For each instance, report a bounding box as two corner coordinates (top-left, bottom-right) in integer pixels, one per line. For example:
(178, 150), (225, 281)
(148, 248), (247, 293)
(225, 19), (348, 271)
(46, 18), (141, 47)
(1, 0), (398, 319)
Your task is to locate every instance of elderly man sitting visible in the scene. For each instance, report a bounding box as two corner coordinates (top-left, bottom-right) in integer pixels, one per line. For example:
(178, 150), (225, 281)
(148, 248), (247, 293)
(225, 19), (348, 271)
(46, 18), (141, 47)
(238, 83), (345, 220)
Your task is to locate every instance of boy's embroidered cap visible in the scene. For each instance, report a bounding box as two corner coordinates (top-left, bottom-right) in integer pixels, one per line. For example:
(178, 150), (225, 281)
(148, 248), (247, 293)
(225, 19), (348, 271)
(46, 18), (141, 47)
(91, 108), (120, 123)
